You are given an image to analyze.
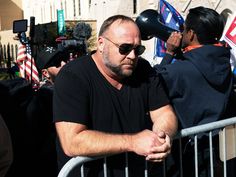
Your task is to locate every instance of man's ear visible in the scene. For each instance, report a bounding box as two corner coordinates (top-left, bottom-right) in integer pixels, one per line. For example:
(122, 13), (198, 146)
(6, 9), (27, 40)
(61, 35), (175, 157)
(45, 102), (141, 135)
(97, 37), (105, 53)
(189, 29), (195, 42)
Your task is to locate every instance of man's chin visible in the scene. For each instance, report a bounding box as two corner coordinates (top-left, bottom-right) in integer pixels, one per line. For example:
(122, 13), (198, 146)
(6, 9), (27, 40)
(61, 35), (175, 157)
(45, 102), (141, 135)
(120, 69), (133, 77)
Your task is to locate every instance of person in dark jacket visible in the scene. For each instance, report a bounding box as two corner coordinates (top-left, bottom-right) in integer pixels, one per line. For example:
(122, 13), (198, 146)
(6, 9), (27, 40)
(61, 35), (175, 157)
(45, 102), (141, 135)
(0, 114), (13, 177)
(0, 47), (69, 177)
(23, 46), (69, 177)
(155, 6), (232, 129)
(154, 6), (233, 177)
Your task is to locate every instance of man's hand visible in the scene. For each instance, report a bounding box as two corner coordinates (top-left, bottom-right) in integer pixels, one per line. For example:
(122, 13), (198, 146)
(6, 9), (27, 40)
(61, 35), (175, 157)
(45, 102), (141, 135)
(145, 131), (171, 162)
(166, 32), (182, 55)
(129, 130), (171, 162)
(129, 129), (167, 157)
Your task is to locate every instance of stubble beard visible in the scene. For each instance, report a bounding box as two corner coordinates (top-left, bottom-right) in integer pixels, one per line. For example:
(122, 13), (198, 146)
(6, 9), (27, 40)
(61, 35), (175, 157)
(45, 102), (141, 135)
(103, 54), (134, 78)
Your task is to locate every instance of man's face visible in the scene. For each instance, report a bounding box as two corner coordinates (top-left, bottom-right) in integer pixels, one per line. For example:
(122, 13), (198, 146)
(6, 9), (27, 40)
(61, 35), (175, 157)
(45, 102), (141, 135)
(181, 23), (197, 49)
(100, 21), (144, 78)
(181, 24), (189, 49)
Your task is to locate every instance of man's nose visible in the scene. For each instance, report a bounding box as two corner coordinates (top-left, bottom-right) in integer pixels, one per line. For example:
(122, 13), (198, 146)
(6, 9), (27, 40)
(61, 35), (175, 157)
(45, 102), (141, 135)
(126, 49), (136, 59)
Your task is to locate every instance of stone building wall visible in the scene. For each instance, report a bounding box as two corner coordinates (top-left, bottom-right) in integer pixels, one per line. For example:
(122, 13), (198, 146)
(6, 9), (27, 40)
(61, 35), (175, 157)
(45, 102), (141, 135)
(0, 0), (235, 55)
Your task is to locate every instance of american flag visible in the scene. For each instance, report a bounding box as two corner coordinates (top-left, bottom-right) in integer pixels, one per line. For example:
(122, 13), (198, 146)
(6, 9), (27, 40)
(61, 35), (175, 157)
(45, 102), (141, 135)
(16, 43), (39, 83)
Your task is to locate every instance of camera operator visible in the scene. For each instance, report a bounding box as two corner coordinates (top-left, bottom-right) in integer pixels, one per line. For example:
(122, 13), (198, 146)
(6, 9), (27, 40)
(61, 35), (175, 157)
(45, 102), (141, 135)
(36, 46), (69, 86)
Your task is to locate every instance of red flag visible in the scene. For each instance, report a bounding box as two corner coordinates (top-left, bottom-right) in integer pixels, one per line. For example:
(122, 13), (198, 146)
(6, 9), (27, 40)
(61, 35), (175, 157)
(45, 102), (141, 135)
(16, 43), (39, 83)
(224, 15), (236, 49)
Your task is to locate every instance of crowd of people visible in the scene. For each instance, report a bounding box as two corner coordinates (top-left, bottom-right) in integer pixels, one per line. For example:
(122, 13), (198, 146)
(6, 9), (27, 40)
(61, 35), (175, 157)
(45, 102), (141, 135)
(0, 5), (236, 177)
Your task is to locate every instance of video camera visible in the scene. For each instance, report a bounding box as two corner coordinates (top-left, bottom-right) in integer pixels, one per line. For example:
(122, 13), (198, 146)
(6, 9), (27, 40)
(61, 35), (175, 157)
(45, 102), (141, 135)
(57, 22), (92, 58)
(57, 38), (87, 58)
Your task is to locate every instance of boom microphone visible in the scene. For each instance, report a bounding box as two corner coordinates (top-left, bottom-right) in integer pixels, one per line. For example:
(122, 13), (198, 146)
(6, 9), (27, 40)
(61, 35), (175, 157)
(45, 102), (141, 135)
(135, 9), (177, 41)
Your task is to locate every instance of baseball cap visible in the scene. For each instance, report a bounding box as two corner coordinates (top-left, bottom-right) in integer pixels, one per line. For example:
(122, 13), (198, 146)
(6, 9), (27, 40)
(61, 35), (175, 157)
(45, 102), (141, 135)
(36, 46), (69, 71)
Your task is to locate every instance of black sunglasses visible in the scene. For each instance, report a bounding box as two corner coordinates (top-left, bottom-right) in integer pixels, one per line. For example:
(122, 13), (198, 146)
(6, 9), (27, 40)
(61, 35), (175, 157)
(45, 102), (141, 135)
(103, 36), (146, 56)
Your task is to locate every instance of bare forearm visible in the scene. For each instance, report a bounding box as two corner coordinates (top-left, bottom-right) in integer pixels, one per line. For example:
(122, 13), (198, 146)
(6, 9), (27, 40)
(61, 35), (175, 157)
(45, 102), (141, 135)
(150, 105), (178, 139)
(153, 111), (178, 139)
(56, 122), (132, 157)
(69, 130), (132, 156)
(56, 122), (169, 158)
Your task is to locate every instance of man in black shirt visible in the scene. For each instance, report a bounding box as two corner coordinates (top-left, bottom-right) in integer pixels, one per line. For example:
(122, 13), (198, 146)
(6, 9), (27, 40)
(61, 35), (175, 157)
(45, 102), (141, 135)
(53, 15), (177, 177)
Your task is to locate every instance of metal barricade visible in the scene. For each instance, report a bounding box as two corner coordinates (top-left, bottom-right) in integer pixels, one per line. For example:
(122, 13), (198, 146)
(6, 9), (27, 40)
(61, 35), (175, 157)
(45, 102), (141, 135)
(58, 116), (236, 177)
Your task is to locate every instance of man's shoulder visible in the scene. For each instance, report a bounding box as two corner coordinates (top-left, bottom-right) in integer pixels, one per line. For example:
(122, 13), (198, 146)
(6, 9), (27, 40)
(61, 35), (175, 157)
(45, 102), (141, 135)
(61, 54), (93, 73)
(136, 58), (155, 74)
(56, 54), (96, 86)
(137, 57), (152, 66)
(70, 54), (92, 66)
(161, 59), (192, 71)
(154, 59), (195, 80)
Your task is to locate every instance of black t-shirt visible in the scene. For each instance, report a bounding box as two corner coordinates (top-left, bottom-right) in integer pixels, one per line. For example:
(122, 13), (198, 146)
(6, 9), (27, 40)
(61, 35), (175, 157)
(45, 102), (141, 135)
(53, 54), (169, 177)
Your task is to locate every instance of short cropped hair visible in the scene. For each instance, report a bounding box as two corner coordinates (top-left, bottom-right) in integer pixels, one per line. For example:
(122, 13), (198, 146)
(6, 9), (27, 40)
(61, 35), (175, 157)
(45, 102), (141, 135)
(185, 6), (225, 44)
(98, 15), (135, 36)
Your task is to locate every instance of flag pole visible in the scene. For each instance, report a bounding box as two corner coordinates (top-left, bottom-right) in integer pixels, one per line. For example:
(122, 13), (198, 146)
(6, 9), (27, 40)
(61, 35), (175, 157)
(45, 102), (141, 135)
(29, 16), (35, 86)
(14, 19), (39, 86)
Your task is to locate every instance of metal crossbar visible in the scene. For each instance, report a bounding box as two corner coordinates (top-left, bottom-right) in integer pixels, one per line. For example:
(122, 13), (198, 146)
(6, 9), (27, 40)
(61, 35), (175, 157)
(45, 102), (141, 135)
(177, 117), (236, 137)
(58, 116), (236, 177)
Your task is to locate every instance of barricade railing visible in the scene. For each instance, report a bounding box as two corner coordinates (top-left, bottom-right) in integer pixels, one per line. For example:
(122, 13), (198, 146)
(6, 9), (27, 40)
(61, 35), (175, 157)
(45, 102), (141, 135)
(175, 116), (236, 177)
(58, 116), (236, 177)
